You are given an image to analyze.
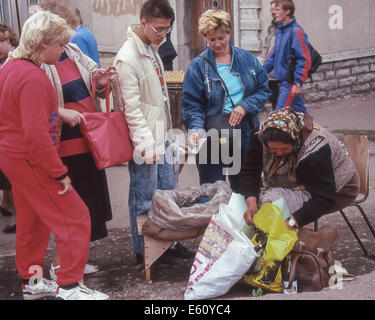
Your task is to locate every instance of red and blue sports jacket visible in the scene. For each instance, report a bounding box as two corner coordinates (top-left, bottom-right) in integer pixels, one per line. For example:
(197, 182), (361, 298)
(264, 18), (311, 86)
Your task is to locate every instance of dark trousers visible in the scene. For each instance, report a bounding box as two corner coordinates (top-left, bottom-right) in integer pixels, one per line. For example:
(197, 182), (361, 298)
(269, 79), (279, 110)
(196, 162), (240, 193)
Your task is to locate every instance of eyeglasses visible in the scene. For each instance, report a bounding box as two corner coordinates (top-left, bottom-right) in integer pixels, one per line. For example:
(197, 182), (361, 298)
(147, 23), (173, 36)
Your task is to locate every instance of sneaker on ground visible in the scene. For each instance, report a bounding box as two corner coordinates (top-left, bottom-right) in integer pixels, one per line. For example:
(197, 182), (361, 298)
(165, 242), (195, 259)
(50, 263), (99, 281)
(22, 278), (58, 301)
(56, 282), (109, 300)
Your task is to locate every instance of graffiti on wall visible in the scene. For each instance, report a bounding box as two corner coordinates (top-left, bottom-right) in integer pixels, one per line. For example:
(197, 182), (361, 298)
(93, 0), (146, 17)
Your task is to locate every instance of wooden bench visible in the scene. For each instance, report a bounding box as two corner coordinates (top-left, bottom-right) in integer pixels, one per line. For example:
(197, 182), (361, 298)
(137, 216), (174, 283)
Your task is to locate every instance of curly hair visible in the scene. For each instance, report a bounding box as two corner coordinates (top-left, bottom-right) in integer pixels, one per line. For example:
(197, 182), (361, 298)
(198, 9), (231, 37)
(39, 0), (80, 29)
(10, 11), (74, 65)
(0, 22), (19, 47)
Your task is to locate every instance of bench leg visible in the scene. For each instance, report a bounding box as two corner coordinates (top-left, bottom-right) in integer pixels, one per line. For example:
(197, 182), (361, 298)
(146, 268), (151, 283)
(137, 216), (174, 283)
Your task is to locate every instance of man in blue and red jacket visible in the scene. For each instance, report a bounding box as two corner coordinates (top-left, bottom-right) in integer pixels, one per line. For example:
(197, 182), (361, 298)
(263, 0), (311, 113)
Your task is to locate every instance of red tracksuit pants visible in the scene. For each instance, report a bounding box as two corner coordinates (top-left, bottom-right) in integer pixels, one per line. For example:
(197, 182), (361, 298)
(0, 156), (91, 287)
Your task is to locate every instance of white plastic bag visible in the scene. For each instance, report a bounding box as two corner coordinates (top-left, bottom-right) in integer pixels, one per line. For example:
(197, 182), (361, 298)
(184, 203), (259, 300)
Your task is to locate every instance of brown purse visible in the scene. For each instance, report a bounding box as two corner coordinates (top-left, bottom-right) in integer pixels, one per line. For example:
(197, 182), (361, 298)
(283, 225), (339, 292)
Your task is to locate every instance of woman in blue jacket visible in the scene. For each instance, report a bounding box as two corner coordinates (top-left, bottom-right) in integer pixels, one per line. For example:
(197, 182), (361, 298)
(182, 9), (271, 192)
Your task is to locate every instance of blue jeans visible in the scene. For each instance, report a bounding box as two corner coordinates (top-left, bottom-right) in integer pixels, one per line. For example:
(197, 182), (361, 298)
(276, 80), (308, 114)
(128, 142), (178, 254)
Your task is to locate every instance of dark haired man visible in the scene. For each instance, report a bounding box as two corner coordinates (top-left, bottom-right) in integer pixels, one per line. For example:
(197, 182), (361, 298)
(263, 0), (311, 114)
(114, 0), (193, 264)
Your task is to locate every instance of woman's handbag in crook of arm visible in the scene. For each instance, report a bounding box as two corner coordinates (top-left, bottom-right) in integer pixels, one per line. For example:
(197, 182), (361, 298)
(198, 56), (242, 166)
(80, 67), (133, 170)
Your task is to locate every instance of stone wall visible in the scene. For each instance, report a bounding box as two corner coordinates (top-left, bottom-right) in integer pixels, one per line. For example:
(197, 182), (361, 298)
(304, 55), (375, 103)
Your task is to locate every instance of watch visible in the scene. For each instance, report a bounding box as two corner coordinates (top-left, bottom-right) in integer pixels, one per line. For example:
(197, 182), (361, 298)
(294, 83), (302, 88)
(288, 217), (297, 229)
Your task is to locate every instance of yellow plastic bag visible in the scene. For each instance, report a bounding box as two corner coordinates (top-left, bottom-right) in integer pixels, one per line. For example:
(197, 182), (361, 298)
(243, 203), (298, 292)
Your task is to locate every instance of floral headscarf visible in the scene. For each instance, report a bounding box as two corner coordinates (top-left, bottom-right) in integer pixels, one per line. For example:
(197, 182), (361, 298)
(259, 107), (314, 182)
(259, 106), (306, 148)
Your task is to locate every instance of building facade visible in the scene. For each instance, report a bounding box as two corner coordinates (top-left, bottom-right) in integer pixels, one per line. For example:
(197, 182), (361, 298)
(2, 0), (375, 102)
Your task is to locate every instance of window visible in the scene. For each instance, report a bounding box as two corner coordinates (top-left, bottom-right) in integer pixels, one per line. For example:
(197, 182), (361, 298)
(0, 0), (13, 27)
(0, 0), (40, 36)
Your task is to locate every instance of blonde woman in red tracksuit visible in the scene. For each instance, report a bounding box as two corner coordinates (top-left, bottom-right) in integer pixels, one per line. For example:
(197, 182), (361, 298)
(0, 11), (108, 300)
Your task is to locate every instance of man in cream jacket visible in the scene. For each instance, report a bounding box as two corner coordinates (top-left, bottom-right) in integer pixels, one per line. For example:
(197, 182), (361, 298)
(114, 0), (193, 263)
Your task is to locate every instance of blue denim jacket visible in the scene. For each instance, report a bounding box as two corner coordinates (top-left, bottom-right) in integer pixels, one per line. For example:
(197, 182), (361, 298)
(182, 44), (271, 151)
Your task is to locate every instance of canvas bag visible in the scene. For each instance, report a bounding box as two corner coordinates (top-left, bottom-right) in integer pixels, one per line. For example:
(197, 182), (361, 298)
(80, 67), (133, 170)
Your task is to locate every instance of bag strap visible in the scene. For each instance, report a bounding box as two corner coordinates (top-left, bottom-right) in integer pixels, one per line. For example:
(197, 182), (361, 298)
(199, 56), (236, 113)
(92, 71), (110, 113)
(92, 66), (121, 113)
(199, 55), (258, 130)
(286, 250), (325, 290)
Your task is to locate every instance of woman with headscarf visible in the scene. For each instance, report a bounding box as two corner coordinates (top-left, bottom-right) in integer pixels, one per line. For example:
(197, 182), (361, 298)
(239, 107), (360, 230)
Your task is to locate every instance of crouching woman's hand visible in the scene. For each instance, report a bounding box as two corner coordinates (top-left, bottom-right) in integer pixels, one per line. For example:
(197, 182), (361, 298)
(244, 196), (258, 226)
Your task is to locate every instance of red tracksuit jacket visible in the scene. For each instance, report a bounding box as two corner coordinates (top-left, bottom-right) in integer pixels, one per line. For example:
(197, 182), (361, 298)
(0, 59), (67, 179)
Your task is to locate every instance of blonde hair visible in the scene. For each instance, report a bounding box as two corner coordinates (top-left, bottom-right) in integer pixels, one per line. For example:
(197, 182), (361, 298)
(198, 9), (231, 37)
(10, 11), (73, 65)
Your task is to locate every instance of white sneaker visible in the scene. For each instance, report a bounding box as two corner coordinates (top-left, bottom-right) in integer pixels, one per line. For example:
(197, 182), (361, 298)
(83, 264), (99, 274)
(22, 278), (58, 300)
(50, 264), (99, 281)
(56, 282), (109, 300)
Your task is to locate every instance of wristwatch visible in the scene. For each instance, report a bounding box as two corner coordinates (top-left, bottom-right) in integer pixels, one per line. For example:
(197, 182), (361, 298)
(288, 217), (297, 229)
(294, 83), (302, 88)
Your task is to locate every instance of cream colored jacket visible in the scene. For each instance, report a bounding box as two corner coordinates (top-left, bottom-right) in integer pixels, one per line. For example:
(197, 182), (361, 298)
(41, 43), (100, 111)
(114, 25), (172, 160)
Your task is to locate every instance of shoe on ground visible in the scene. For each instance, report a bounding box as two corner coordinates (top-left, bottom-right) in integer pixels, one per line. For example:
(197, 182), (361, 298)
(135, 253), (144, 265)
(22, 278), (58, 300)
(135, 253), (174, 266)
(165, 243), (195, 259)
(50, 263), (99, 281)
(56, 282), (109, 300)
(2, 223), (16, 234)
(0, 206), (14, 217)
(83, 264), (99, 274)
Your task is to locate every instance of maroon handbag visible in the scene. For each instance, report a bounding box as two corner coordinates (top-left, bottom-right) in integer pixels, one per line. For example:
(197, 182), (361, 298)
(80, 68), (133, 170)
(283, 226), (338, 292)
